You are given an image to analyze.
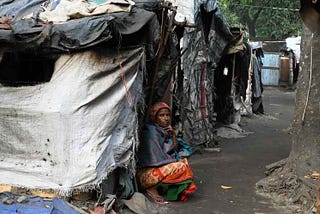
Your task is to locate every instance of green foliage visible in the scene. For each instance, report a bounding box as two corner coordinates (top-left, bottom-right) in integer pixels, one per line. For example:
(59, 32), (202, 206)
(219, 0), (302, 39)
(256, 7), (302, 39)
(219, 1), (240, 27)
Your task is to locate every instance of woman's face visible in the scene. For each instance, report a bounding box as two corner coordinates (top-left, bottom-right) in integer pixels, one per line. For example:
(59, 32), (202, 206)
(155, 108), (171, 127)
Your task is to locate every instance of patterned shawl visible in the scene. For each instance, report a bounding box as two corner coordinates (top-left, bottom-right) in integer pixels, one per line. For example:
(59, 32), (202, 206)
(138, 123), (176, 167)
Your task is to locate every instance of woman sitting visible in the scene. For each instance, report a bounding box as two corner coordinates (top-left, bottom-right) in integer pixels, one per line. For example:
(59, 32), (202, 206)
(137, 102), (197, 204)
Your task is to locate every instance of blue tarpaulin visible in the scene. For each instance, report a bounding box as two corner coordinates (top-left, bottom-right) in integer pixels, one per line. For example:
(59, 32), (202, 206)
(0, 192), (79, 214)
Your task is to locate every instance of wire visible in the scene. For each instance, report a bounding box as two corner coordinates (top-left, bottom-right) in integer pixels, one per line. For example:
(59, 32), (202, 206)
(231, 3), (299, 12)
(302, 33), (314, 125)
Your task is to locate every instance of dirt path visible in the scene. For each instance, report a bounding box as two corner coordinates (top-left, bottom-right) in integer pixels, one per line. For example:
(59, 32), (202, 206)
(165, 87), (296, 214)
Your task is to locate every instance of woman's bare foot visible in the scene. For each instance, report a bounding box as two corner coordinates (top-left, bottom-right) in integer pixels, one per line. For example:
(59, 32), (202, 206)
(145, 186), (168, 204)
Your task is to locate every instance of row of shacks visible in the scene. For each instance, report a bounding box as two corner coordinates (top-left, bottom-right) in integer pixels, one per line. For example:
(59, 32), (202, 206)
(0, 0), (263, 204)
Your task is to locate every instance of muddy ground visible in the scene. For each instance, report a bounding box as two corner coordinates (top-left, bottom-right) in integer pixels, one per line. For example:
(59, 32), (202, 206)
(163, 87), (296, 214)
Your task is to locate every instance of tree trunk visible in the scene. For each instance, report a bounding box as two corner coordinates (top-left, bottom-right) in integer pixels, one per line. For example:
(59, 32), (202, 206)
(287, 25), (320, 183)
(256, 24), (320, 211)
(247, 20), (256, 38)
(245, 15), (256, 38)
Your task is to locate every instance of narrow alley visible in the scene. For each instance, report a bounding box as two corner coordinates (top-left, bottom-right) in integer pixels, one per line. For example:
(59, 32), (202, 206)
(166, 87), (295, 214)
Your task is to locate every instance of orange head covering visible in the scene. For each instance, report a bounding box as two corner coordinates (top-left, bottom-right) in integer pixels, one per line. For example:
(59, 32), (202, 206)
(150, 102), (171, 123)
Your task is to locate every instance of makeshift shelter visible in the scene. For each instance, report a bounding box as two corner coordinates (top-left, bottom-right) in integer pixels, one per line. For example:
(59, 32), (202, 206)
(0, 0), (161, 196)
(164, 0), (264, 143)
(178, 0), (234, 146)
(209, 28), (264, 131)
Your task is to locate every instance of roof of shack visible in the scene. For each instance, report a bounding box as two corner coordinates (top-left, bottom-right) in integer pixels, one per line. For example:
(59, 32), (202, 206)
(0, 0), (160, 53)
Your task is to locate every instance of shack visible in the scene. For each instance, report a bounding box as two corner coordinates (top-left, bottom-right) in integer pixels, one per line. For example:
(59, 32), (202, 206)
(0, 0), (160, 198)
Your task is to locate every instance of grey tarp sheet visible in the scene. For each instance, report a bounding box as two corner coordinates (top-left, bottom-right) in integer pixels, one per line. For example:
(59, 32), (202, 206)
(0, 47), (145, 195)
(252, 55), (263, 98)
(0, 0), (157, 52)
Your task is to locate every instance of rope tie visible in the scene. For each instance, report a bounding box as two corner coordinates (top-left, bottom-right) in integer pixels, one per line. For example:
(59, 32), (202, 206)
(302, 33), (314, 125)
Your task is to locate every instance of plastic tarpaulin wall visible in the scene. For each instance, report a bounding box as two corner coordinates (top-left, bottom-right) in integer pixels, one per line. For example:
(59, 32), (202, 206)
(179, 0), (233, 146)
(0, 47), (144, 195)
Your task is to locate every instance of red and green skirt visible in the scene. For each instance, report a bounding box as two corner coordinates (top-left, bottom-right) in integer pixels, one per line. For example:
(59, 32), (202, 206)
(137, 158), (197, 201)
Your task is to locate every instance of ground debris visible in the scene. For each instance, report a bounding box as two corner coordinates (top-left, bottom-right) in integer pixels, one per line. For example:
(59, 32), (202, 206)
(215, 123), (254, 139)
(221, 185), (232, 190)
(202, 147), (221, 153)
(2, 197), (14, 205)
(304, 171), (320, 180)
(17, 195), (28, 203)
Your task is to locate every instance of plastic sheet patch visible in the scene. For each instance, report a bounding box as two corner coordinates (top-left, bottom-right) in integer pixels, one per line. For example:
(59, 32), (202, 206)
(0, 192), (79, 214)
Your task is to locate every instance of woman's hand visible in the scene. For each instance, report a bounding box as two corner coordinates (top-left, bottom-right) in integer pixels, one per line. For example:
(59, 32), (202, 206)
(163, 125), (176, 136)
(164, 125), (178, 149)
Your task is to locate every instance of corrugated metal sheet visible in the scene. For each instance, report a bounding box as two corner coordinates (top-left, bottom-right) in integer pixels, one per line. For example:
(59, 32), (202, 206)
(261, 53), (280, 86)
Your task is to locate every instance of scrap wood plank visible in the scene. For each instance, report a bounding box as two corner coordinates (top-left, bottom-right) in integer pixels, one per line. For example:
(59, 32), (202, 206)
(0, 185), (60, 198)
(71, 191), (94, 201)
(0, 185), (12, 192)
(31, 189), (60, 198)
(0, 185), (26, 194)
(0, 185), (93, 201)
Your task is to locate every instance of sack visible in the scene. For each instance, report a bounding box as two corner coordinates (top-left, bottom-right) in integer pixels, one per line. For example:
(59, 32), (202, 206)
(175, 137), (192, 160)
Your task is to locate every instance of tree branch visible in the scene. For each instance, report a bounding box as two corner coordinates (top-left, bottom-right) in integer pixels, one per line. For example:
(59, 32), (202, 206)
(253, 8), (263, 23)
